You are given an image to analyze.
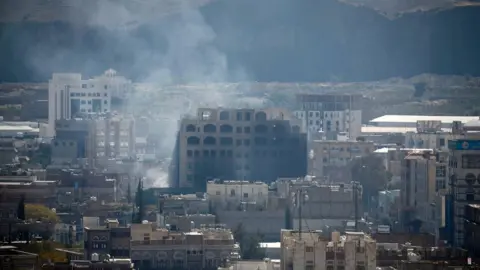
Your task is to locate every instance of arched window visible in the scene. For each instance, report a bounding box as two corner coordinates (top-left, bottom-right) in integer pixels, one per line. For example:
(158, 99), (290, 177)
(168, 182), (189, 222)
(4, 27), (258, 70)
(187, 136), (200, 145)
(186, 124), (196, 132)
(204, 124), (216, 133)
(220, 124), (233, 133)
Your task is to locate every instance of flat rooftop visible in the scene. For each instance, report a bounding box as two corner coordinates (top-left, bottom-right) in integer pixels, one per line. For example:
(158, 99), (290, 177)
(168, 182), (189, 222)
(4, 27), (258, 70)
(369, 115), (479, 124)
(361, 126), (452, 134)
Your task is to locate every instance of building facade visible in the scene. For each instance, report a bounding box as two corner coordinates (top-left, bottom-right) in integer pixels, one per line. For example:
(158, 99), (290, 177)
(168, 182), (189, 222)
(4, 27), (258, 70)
(174, 108), (307, 189)
(294, 94), (362, 140)
(206, 180), (269, 210)
(309, 140), (374, 180)
(448, 139), (480, 247)
(400, 150), (437, 234)
(280, 230), (376, 270)
(130, 223), (236, 270)
(52, 115), (135, 166)
(48, 70), (131, 137)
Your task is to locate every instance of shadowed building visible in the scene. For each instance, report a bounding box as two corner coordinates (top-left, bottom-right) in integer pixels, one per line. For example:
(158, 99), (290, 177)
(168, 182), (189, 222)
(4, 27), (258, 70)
(172, 108), (307, 189)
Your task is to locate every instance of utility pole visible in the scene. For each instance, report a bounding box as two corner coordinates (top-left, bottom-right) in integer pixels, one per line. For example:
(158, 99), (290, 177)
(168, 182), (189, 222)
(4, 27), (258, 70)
(293, 187), (308, 240)
(353, 181), (359, 232)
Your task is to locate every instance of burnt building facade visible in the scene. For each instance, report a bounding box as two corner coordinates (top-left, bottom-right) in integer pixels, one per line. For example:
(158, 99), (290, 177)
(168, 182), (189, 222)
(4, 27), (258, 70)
(173, 108), (307, 189)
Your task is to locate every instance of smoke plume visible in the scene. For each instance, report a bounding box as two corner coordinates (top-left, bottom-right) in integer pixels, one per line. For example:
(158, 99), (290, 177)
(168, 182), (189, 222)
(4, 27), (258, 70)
(26, 0), (253, 187)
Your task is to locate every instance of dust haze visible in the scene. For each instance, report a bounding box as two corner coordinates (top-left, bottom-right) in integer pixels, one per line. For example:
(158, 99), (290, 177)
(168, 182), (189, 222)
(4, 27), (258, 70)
(25, 0), (262, 187)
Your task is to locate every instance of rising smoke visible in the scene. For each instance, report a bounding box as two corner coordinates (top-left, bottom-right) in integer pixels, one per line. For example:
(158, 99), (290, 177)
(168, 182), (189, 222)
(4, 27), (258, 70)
(25, 0), (256, 187)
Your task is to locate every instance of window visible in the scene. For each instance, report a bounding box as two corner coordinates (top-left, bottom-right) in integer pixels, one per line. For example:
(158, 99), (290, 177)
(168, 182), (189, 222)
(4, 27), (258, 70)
(187, 150), (193, 157)
(104, 100), (108, 104)
(215, 191), (221, 195)
(244, 127), (251, 133)
(305, 246), (314, 252)
(82, 84), (87, 88)
(236, 127), (242, 133)
(236, 112), (243, 121)
(462, 154), (480, 168)
(236, 139), (242, 146)
(230, 189), (235, 196)
(243, 193), (248, 198)
(436, 165), (446, 177)
(439, 138), (445, 146)
(187, 174), (193, 182)
(245, 112), (251, 121)
(81, 100), (86, 104)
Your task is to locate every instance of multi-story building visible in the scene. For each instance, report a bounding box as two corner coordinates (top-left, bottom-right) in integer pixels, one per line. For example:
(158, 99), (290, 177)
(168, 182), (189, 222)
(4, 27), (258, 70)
(276, 178), (363, 230)
(464, 204), (480, 258)
(206, 180), (269, 210)
(0, 169), (57, 206)
(84, 219), (131, 260)
(172, 108), (307, 189)
(294, 94), (363, 140)
(448, 138), (480, 247)
(130, 222), (236, 270)
(280, 230), (377, 270)
(309, 140), (374, 180)
(400, 149), (438, 233)
(52, 114), (135, 165)
(47, 70), (131, 137)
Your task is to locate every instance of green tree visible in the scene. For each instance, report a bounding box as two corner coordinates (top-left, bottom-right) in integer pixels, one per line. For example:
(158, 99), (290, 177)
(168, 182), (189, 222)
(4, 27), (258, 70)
(134, 180), (144, 224)
(25, 204), (59, 223)
(126, 183), (132, 204)
(232, 223), (265, 260)
(17, 194), (26, 220)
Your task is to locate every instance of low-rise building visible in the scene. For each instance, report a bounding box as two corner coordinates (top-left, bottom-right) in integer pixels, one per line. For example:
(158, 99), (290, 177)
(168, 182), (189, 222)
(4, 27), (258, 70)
(130, 222), (236, 270)
(84, 219), (130, 260)
(310, 140), (374, 181)
(207, 180), (269, 210)
(0, 245), (38, 270)
(280, 230), (377, 270)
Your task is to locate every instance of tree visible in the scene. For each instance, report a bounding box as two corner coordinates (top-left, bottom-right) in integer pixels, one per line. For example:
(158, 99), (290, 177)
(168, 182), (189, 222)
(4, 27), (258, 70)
(232, 223), (265, 260)
(133, 180), (144, 224)
(126, 183), (132, 204)
(17, 194), (26, 220)
(25, 204), (59, 223)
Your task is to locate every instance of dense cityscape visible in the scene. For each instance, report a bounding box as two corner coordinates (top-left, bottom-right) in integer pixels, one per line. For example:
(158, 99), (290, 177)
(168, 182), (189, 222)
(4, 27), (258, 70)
(0, 70), (477, 270)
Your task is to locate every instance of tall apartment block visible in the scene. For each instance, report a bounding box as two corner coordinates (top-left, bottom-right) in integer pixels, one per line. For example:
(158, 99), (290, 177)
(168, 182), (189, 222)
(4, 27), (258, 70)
(52, 114), (135, 166)
(171, 108), (307, 189)
(294, 94), (362, 140)
(448, 138), (480, 247)
(48, 70), (131, 137)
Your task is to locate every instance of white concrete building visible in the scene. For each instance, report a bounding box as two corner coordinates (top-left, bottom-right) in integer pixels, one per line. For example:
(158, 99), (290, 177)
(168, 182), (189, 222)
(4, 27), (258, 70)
(47, 70), (131, 137)
(280, 230), (376, 270)
(206, 180), (269, 209)
(294, 94), (362, 140)
(368, 115), (478, 128)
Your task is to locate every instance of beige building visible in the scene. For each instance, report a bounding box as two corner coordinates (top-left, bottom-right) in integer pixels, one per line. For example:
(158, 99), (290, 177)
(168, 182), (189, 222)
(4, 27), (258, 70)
(309, 140), (374, 181)
(172, 108), (307, 188)
(130, 222), (236, 270)
(280, 230), (376, 270)
(400, 150), (438, 234)
(206, 180), (269, 210)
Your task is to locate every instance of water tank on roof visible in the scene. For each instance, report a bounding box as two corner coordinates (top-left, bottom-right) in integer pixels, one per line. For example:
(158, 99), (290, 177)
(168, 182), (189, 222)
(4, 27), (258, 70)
(91, 253), (99, 262)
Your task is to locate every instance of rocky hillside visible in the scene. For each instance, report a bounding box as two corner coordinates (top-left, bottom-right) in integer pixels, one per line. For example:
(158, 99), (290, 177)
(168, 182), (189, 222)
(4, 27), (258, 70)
(1, 0), (480, 83)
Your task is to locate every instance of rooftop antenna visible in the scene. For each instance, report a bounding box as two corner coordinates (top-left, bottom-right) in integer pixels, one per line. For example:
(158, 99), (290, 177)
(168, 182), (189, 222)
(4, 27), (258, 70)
(292, 187), (308, 240)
